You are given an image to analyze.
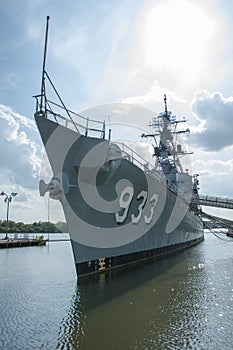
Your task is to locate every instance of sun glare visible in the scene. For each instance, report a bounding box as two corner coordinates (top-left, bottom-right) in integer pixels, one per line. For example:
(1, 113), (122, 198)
(144, 0), (216, 83)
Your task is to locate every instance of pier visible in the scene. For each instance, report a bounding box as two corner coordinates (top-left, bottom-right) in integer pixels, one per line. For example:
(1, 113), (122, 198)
(47, 238), (70, 242)
(0, 238), (47, 248)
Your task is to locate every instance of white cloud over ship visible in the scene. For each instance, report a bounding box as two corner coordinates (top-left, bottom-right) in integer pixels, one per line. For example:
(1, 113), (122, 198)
(191, 91), (233, 151)
(0, 105), (65, 222)
(0, 104), (41, 188)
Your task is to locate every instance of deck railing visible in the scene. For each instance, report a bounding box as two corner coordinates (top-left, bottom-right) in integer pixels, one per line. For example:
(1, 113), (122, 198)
(116, 142), (166, 184)
(34, 95), (172, 186)
(34, 95), (106, 139)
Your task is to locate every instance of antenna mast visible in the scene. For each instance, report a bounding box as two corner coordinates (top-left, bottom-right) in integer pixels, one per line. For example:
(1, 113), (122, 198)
(164, 94), (168, 116)
(40, 16), (50, 112)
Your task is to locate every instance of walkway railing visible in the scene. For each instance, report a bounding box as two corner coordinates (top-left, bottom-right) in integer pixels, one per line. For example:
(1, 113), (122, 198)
(191, 194), (233, 209)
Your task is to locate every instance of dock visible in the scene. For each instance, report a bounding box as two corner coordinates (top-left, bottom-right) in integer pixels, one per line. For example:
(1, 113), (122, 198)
(0, 238), (47, 248)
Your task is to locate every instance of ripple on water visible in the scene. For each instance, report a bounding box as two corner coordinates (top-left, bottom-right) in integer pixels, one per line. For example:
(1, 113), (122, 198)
(1, 234), (233, 349)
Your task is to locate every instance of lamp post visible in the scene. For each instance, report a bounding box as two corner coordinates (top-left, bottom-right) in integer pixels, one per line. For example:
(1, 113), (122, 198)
(1, 191), (18, 239)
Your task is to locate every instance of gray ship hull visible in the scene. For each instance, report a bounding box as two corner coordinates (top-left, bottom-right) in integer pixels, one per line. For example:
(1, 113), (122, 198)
(35, 115), (204, 277)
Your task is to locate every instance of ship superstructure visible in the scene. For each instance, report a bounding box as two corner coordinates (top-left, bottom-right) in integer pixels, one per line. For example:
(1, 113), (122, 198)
(142, 95), (194, 193)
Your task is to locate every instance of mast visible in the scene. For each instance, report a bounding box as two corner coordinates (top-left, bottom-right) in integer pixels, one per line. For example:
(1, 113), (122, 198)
(164, 94), (168, 116)
(141, 96), (192, 182)
(35, 16), (79, 132)
(40, 16), (50, 112)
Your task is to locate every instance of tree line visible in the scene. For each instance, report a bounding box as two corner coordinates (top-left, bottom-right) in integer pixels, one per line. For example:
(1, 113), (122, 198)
(0, 220), (68, 233)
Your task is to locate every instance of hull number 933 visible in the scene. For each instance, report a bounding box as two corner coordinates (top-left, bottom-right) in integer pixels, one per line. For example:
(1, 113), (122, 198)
(115, 186), (158, 225)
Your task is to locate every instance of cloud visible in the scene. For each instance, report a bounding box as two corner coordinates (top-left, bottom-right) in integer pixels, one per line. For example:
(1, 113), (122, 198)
(0, 104), (42, 189)
(122, 82), (181, 105)
(190, 90), (233, 151)
(192, 157), (233, 197)
(0, 104), (58, 222)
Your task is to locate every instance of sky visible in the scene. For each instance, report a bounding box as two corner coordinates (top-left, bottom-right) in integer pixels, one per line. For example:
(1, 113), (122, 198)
(1, 0), (233, 223)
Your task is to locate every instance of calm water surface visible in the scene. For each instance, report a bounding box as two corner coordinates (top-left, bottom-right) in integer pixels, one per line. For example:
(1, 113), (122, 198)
(0, 233), (233, 350)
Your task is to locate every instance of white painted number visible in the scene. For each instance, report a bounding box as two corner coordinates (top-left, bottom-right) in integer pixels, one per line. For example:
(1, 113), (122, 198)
(144, 194), (158, 224)
(131, 190), (147, 224)
(115, 187), (158, 225)
(115, 186), (134, 223)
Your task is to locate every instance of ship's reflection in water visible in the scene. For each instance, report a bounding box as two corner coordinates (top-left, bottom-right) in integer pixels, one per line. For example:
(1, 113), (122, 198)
(56, 235), (233, 350)
(57, 255), (188, 349)
(56, 285), (84, 349)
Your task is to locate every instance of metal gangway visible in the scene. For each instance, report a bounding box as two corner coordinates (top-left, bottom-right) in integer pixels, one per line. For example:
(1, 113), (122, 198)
(195, 209), (233, 229)
(190, 194), (233, 234)
(191, 194), (233, 210)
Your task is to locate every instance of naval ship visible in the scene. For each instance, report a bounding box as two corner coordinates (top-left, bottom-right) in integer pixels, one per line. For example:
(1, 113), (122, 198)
(34, 18), (204, 277)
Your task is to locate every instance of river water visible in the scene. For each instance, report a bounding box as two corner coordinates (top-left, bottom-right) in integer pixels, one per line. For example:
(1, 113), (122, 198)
(0, 232), (233, 350)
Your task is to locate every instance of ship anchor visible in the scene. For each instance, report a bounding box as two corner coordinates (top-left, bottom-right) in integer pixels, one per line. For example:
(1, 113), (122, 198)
(39, 172), (69, 200)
